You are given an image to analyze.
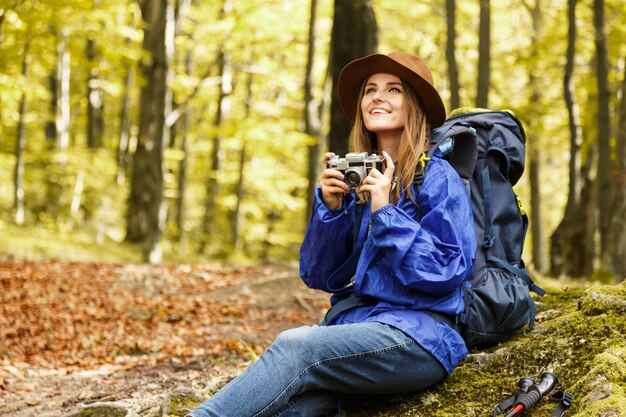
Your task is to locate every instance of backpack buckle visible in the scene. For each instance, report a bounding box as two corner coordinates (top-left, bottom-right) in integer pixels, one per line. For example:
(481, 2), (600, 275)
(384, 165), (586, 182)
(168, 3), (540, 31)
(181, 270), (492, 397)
(561, 391), (573, 407)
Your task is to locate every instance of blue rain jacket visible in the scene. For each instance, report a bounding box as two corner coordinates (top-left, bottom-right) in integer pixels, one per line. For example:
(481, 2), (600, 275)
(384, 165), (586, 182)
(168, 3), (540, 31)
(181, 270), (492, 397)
(299, 153), (476, 374)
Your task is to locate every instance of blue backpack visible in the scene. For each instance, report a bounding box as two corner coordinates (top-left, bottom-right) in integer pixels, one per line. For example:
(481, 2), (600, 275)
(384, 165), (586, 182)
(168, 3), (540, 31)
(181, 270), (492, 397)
(426, 108), (546, 349)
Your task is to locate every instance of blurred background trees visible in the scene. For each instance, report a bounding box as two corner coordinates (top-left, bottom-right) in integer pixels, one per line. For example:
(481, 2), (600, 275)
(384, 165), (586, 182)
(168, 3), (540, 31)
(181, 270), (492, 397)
(0, 0), (624, 281)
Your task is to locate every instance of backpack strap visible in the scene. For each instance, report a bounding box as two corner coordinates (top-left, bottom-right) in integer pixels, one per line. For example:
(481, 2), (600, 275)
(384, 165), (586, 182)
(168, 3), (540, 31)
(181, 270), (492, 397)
(415, 122), (478, 195)
(428, 122), (478, 191)
(323, 293), (371, 325)
(482, 164), (495, 248)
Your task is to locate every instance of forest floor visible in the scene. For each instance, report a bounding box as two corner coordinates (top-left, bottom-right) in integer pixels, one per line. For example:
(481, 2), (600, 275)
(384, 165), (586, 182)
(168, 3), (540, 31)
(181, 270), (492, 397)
(0, 258), (330, 417)
(3, 258), (626, 417)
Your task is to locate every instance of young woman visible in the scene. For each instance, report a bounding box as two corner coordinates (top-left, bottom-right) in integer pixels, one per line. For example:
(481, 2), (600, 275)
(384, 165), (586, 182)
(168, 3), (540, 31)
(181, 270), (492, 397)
(187, 52), (476, 417)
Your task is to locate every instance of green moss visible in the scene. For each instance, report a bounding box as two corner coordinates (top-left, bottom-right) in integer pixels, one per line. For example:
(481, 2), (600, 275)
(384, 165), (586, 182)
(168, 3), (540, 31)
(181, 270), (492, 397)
(72, 406), (127, 417)
(590, 269), (618, 284)
(163, 390), (204, 417)
(569, 344), (626, 417)
(573, 386), (626, 417)
(579, 281), (626, 316)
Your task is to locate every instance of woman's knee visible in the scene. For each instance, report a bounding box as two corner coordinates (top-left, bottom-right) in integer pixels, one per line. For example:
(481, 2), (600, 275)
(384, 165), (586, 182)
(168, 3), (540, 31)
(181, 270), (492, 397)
(272, 325), (319, 354)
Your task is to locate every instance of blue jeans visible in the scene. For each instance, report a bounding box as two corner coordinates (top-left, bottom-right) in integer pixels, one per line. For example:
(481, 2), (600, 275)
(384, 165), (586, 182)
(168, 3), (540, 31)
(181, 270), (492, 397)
(188, 322), (446, 417)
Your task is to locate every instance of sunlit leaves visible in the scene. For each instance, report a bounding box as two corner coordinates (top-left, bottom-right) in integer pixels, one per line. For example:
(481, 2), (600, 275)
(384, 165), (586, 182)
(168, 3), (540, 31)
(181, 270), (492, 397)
(0, 0), (625, 261)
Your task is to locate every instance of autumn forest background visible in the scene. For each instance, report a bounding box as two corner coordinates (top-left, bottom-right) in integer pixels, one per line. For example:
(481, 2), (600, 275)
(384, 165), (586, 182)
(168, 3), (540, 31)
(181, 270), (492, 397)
(1, 0), (626, 416)
(1, 0), (626, 274)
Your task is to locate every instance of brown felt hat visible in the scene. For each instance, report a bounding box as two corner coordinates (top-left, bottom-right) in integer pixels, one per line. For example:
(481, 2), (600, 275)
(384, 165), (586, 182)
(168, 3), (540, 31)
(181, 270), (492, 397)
(337, 52), (446, 128)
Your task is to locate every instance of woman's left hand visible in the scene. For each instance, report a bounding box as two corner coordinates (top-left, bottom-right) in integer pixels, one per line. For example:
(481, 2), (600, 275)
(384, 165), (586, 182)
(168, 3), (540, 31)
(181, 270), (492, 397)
(358, 151), (395, 213)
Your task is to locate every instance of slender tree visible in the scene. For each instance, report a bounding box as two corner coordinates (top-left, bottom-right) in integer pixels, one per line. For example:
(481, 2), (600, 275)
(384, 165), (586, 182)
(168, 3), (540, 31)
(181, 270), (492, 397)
(86, 37), (104, 149)
(327, 0), (377, 157)
(476, 0), (490, 108)
(231, 72), (254, 255)
(563, 0), (583, 223)
(126, 0), (174, 263)
(44, 27), (70, 157)
(524, 0), (546, 273)
(550, 0), (594, 277)
(199, 0), (233, 254)
(171, 0), (194, 250)
(174, 49), (193, 250)
(446, 0), (460, 110)
(56, 30), (70, 160)
(304, 0), (324, 221)
(593, 0), (612, 263)
(14, 40), (31, 226)
(117, 58), (135, 185)
(608, 59), (626, 280)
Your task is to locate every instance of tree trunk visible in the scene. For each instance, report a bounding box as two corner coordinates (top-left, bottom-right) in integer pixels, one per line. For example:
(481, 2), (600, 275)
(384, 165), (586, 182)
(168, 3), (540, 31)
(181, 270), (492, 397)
(580, 148), (598, 276)
(231, 72), (253, 255)
(232, 141), (247, 255)
(14, 42), (30, 226)
(56, 30), (70, 160)
(327, 0), (377, 157)
(44, 28), (70, 153)
(563, 0), (583, 217)
(550, 0), (584, 276)
(446, 0), (460, 110)
(175, 50), (193, 249)
(476, 0), (490, 108)
(525, 0), (545, 273)
(45, 70), (57, 144)
(199, 0), (232, 255)
(608, 58), (626, 280)
(304, 0), (324, 221)
(593, 0), (612, 261)
(172, 0), (194, 249)
(126, 0), (174, 263)
(117, 62), (135, 184)
(86, 37), (104, 149)
(261, 210), (280, 262)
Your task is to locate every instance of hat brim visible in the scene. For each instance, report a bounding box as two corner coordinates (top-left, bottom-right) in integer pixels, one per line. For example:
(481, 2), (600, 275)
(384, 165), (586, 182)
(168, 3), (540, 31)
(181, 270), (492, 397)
(337, 53), (446, 128)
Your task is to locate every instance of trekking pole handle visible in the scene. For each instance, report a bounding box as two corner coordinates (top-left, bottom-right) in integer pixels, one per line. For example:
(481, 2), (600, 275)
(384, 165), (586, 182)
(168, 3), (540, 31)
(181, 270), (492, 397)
(536, 372), (558, 396)
(504, 373), (558, 417)
(517, 377), (534, 393)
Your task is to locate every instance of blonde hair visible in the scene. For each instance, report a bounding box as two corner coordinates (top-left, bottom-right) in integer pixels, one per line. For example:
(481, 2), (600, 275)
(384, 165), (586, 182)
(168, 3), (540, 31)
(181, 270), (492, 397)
(348, 79), (431, 205)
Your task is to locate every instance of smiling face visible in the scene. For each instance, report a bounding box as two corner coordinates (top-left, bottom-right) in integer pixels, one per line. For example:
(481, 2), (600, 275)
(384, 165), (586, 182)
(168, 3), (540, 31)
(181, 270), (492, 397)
(360, 73), (407, 137)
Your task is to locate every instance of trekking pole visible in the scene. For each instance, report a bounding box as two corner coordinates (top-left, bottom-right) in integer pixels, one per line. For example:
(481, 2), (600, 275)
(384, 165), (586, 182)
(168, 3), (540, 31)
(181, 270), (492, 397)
(504, 372), (558, 417)
(493, 377), (535, 416)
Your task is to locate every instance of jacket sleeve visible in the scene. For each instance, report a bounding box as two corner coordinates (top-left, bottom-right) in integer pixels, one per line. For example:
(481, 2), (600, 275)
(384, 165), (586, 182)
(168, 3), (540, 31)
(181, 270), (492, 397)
(355, 158), (476, 298)
(299, 188), (357, 292)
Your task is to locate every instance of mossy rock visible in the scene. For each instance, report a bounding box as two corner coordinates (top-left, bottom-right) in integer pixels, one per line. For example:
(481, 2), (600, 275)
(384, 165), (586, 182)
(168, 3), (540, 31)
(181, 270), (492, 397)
(162, 388), (205, 417)
(72, 405), (129, 417)
(340, 281), (626, 416)
(578, 281), (626, 316)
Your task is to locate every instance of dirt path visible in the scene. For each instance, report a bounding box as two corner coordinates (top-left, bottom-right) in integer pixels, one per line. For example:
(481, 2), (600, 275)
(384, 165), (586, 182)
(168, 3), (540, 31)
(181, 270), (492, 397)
(0, 260), (330, 417)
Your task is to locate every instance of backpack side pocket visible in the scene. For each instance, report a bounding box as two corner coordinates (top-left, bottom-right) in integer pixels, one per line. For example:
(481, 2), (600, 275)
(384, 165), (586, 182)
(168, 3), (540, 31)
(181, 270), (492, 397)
(462, 267), (535, 349)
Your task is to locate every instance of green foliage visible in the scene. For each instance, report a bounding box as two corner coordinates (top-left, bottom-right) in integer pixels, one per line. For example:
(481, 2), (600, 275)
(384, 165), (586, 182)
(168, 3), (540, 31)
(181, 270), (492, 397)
(0, 0), (625, 265)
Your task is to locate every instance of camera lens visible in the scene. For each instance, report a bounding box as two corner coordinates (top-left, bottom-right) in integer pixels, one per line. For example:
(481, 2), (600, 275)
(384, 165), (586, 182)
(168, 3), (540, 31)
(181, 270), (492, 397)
(344, 168), (365, 189)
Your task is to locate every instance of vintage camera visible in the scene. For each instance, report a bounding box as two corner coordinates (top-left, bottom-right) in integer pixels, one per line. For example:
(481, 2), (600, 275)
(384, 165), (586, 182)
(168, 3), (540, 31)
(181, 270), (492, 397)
(326, 152), (383, 191)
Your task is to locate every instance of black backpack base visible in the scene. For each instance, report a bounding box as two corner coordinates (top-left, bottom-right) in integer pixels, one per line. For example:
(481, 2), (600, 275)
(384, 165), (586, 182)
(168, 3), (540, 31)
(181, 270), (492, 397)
(461, 267), (536, 349)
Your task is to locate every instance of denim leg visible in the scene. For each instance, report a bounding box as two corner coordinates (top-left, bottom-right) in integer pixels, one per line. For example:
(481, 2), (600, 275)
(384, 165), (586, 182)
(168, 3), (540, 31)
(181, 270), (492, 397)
(269, 391), (338, 417)
(188, 322), (446, 417)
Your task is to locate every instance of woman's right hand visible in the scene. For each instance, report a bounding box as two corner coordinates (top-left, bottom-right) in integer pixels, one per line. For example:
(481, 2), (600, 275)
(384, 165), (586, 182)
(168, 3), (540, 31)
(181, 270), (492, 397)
(319, 152), (349, 211)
